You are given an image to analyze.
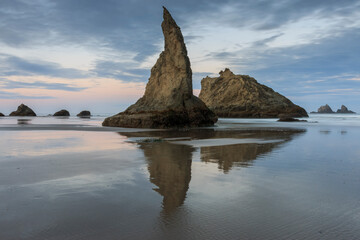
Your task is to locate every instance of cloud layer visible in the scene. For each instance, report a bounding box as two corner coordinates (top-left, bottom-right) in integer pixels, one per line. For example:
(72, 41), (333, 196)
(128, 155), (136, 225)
(0, 0), (359, 113)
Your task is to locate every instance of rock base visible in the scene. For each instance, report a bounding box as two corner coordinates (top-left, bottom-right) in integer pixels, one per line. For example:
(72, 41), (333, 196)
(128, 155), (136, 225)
(103, 108), (217, 129)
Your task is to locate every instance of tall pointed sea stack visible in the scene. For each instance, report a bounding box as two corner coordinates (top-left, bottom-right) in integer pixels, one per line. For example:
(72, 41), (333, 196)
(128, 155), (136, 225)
(103, 7), (217, 128)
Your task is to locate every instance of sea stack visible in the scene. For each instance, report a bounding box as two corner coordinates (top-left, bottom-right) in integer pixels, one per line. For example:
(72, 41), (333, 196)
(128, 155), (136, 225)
(103, 7), (217, 128)
(0, 112), (4, 117)
(53, 109), (70, 116)
(77, 111), (91, 118)
(9, 104), (36, 116)
(317, 104), (334, 113)
(336, 105), (355, 114)
(199, 68), (308, 118)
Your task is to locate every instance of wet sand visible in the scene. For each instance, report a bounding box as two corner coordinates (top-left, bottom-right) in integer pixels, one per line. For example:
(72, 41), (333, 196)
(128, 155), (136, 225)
(0, 116), (360, 239)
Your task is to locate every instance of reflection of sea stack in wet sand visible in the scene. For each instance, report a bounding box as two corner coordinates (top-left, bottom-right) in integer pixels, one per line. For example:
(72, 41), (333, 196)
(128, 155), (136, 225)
(199, 69), (308, 118)
(144, 142), (192, 213)
(120, 132), (192, 213)
(103, 7), (217, 128)
(9, 104), (36, 116)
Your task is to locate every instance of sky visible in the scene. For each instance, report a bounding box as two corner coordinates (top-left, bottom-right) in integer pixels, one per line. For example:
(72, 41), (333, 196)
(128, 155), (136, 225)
(1, 0), (360, 115)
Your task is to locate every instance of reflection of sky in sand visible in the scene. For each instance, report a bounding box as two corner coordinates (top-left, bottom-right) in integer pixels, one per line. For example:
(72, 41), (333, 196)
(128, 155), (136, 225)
(1, 127), (360, 239)
(0, 131), (136, 158)
(14, 170), (139, 198)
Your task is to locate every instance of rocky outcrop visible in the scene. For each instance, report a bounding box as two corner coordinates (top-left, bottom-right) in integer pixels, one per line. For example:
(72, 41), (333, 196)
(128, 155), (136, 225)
(9, 104), (36, 116)
(316, 104), (334, 113)
(0, 112), (4, 117)
(336, 105), (355, 114)
(199, 68), (308, 118)
(102, 7), (217, 128)
(53, 109), (70, 116)
(77, 110), (91, 118)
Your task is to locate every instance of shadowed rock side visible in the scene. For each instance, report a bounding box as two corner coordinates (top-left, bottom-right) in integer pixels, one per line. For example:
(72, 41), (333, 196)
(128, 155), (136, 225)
(53, 109), (70, 116)
(337, 105), (355, 114)
(199, 68), (308, 118)
(9, 104), (36, 116)
(103, 7), (217, 128)
(0, 113), (4, 117)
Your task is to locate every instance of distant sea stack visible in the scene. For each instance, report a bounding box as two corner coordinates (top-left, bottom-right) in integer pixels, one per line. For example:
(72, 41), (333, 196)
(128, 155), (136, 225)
(54, 109), (70, 116)
(0, 112), (4, 117)
(336, 105), (355, 114)
(9, 104), (36, 116)
(77, 110), (91, 118)
(103, 7), (217, 128)
(316, 104), (334, 113)
(199, 69), (308, 118)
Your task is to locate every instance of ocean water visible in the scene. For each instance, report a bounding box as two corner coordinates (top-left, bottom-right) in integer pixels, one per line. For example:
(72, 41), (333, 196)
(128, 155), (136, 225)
(0, 114), (359, 239)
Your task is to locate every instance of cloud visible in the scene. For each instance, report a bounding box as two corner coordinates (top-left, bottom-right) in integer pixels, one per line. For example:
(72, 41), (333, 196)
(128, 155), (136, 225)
(0, 0), (359, 112)
(346, 77), (360, 81)
(199, 0), (360, 31)
(1, 79), (86, 92)
(0, 90), (55, 100)
(252, 34), (284, 47)
(0, 54), (87, 79)
(90, 60), (149, 82)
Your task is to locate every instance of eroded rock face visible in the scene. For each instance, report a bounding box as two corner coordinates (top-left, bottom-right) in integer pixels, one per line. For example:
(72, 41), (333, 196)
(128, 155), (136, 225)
(199, 68), (308, 118)
(77, 110), (91, 118)
(54, 109), (70, 116)
(9, 104), (36, 116)
(336, 105), (355, 114)
(317, 104), (334, 113)
(103, 7), (217, 128)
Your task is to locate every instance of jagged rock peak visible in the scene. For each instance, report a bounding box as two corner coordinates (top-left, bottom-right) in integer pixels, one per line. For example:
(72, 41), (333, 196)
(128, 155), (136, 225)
(199, 68), (308, 118)
(219, 68), (234, 77)
(102, 7), (217, 128)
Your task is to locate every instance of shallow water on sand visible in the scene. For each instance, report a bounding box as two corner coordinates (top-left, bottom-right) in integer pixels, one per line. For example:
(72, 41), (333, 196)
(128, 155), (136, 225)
(0, 116), (360, 240)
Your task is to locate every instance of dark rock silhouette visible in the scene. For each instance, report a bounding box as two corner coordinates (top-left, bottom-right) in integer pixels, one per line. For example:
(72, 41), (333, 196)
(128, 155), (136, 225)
(103, 7), (217, 128)
(199, 68), (308, 118)
(317, 104), (334, 113)
(9, 104), (36, 116)
(336, 105), (355, 114)
(77, 111), (91, 118)
(53, 109), (70, 116)
(277, 117), (307, 122)
(0, 112), (4, 117)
